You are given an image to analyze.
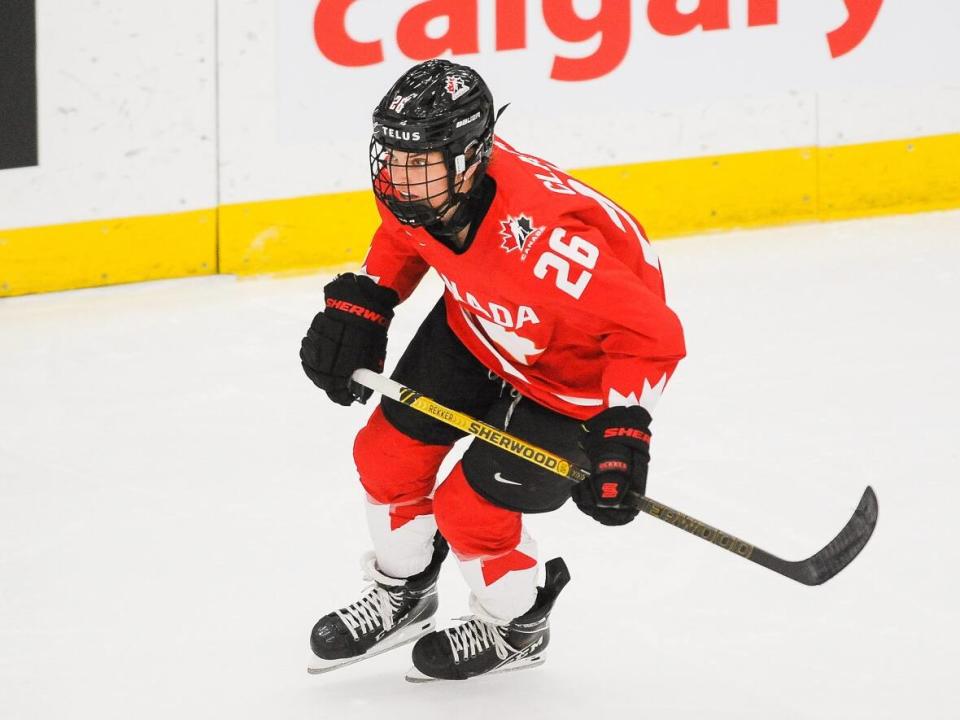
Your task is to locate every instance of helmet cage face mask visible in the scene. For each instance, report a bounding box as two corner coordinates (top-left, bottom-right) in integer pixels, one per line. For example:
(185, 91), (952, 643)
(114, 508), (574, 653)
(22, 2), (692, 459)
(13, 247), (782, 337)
(369, 134), (485, 230)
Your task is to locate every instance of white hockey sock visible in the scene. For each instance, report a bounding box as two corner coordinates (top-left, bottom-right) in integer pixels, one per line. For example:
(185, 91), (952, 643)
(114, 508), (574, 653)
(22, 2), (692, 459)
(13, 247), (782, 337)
(454, 530), (539, 623)
(365, 495), (438, 579)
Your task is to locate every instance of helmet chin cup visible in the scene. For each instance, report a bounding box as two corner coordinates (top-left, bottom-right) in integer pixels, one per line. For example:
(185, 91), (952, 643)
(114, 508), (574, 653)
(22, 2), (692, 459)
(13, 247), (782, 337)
(385, 195), (440, 227)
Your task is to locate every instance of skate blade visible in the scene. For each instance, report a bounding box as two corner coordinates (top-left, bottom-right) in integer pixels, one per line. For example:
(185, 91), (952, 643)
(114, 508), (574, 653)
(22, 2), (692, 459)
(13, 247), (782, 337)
(307, 618), (436, 675)
(404, 653), (546, 683)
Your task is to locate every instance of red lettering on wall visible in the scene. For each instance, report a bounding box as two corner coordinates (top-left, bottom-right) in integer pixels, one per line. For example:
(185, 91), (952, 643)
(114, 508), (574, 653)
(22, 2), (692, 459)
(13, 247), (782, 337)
(310, 0), (883, 80)
(827, 0), (883, 58)
(396, 0), (479, 60)
(748, 0), (778, 27)
(542, 0), (630, 82)
(495, 0), (526, 51)
(647, 0), (729, 37)
(314, 0), (383, 66)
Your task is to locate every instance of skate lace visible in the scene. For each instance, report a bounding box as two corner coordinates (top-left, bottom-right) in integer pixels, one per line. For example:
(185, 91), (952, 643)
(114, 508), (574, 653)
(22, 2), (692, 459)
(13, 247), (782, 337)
(444, 617), (515, 663)
(335, 584), (402, 642)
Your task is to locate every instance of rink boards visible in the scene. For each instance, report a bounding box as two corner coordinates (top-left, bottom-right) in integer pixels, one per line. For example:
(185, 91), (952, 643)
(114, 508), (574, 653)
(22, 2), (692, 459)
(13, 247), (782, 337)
(2, 1), (959, 296)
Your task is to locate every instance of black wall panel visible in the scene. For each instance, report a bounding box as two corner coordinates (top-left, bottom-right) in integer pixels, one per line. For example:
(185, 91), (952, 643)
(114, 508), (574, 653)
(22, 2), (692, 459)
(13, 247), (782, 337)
(0, 0), (39, 170)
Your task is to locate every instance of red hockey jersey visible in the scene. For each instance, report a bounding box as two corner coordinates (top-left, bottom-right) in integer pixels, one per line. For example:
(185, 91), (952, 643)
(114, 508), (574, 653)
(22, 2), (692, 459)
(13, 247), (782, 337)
(361, 138), (686, 421)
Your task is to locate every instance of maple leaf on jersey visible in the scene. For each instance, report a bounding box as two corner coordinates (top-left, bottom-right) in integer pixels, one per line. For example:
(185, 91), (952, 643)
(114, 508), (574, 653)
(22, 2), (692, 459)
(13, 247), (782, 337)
(499, 214), (541, 253)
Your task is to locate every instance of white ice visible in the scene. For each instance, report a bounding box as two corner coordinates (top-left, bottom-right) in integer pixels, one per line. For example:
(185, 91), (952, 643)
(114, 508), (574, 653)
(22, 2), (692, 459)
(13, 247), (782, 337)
(2, 211), (959, 719)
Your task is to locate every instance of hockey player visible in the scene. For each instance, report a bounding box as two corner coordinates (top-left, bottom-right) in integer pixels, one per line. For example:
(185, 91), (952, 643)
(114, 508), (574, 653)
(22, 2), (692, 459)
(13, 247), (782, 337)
(301, 59), (685, 681)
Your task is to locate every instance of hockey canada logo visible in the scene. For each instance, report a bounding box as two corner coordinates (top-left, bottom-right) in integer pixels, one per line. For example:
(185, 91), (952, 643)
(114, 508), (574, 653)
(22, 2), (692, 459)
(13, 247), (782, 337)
(445, 74), (470, 100)
(498, 214), (544, 254)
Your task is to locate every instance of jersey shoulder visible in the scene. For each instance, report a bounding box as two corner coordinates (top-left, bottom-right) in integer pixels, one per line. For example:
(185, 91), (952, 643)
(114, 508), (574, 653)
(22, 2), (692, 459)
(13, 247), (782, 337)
(487, 137), (595, 226)
(484, 139), (622, 266)
(484, 138), (661, 293)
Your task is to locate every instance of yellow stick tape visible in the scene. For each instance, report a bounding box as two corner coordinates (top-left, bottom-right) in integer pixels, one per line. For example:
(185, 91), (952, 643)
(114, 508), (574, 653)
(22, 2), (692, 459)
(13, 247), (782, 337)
(404, 391), (574, 480)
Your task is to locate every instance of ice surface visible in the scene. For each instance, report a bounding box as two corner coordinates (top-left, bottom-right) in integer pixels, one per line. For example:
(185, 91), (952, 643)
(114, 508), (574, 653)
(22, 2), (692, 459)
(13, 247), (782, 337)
(2, 211), (959, 719)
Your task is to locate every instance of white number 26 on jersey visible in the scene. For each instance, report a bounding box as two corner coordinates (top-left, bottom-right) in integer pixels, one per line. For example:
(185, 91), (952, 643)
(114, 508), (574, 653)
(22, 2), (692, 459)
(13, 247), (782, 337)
(533, 228), (599, 300)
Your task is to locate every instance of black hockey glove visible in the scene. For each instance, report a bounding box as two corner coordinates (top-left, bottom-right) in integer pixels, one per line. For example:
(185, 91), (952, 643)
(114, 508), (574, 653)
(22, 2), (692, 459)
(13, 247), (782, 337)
(572, 406), (652, 526)
(300, 273), (399, 406)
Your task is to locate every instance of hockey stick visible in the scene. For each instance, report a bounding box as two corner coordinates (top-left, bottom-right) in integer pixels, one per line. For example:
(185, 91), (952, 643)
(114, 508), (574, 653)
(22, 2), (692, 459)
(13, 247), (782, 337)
(351, 369), (878, 586)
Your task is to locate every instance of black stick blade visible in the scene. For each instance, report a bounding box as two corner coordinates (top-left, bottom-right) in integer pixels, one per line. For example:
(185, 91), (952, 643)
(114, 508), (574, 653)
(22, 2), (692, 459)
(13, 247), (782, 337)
(772, 486), (879, 586)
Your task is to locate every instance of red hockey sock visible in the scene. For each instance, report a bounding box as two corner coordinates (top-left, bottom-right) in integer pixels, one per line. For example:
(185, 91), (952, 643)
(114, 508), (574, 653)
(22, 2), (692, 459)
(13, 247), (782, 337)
(434, 463), (538, 620)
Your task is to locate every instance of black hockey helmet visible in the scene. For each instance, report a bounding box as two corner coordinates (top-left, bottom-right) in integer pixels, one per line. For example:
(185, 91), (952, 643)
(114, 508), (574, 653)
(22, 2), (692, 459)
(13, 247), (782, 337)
(370, 59), (497, 236)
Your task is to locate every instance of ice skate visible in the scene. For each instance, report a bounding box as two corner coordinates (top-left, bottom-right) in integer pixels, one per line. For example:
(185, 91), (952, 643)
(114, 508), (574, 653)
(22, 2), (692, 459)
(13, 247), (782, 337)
(405, 557), (569, 682)
(308, 534), (447, 674)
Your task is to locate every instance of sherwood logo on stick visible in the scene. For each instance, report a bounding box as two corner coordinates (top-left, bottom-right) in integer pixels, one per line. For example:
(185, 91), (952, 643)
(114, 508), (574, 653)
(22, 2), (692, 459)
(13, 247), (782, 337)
(645, 500), (754, 558)
(0, 0), (38, 170)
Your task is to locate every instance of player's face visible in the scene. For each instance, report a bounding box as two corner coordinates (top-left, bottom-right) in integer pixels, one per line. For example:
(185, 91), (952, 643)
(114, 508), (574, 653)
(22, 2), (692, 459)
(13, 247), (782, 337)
(386, 149), (451, 209)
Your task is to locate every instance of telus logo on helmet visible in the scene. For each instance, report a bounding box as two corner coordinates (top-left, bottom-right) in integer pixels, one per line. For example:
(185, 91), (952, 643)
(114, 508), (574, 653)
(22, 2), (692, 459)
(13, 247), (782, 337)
(314, 0), (884, 82)
(379, 126), (422, 142)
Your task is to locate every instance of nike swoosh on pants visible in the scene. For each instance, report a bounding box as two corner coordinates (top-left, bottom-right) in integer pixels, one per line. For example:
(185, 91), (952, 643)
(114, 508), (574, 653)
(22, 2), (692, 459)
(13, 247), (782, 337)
(494, 472), (522, 486)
